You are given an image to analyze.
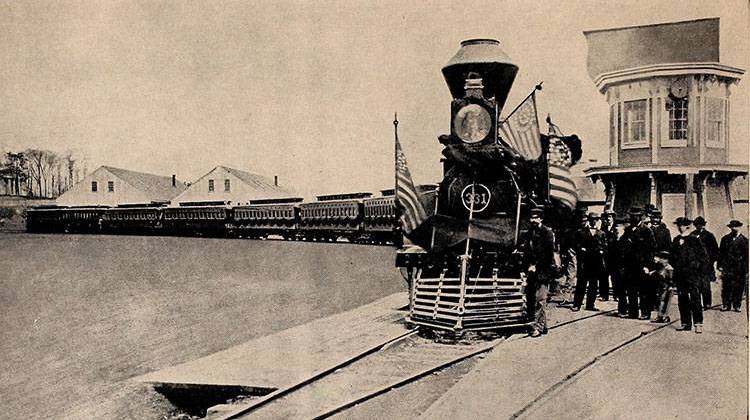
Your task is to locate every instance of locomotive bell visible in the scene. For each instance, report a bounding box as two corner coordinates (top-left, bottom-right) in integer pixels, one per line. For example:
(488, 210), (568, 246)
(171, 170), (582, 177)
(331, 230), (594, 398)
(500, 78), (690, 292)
(442, 39), (518, 110)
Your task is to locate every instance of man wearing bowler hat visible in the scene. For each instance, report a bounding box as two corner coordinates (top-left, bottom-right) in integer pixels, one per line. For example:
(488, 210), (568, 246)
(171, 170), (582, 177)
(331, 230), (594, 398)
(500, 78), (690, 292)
(572, 212), (607, 311)
(718, 220), (748, 312)
(520, 207), (556, 337)
(691, 216), (719, 309)
(672, 217), (709, 333)
(650, 210), (672, 254)
(625, 207), (656, 319)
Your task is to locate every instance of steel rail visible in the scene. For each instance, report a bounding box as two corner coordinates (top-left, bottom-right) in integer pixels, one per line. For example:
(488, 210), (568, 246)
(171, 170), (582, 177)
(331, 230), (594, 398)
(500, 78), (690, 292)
(509, 303), (725, 419)
(217, 328), (419, 420)
(313, 308), (617, 420)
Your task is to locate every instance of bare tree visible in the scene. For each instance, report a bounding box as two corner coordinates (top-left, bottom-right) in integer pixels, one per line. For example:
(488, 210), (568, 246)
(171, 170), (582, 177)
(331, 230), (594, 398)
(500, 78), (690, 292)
(25, 149), (44, 197)
(64, 151), (76, 190)
(44, 152), (58, 197)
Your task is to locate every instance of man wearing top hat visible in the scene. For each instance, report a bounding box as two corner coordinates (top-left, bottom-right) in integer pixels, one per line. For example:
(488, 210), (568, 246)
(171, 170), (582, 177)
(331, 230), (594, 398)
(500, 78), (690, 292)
(600, 210), (617, 301)
(611, 217), (634, 317)
(625, 207), (656, 319)
(572, 212), (607, 311)
(671, 217), (709, 333)
(691, 216), (719, 309)
(717, 220), (748, 312)
(519, 207), (556, 337)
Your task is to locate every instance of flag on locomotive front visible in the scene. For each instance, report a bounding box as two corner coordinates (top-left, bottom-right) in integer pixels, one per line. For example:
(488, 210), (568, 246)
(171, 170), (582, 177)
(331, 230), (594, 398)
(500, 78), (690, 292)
(547, 136), (579, 209)
(499, 90), (542, 161)
(395, 135), (427, 234)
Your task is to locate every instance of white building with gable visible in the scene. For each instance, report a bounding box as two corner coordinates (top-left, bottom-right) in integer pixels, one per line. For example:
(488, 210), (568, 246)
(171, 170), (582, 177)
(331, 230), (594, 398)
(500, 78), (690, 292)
(56, 166), (186, 207)
(171, 166), (297, 206)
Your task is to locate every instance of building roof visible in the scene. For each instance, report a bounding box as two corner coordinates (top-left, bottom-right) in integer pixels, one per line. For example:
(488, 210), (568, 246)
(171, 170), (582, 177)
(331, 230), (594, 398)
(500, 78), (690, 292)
(220, 166), (296, 197)
(103, 166), (186, 201)
(583, 164), (749, 177)
(584, 18), (720, 80)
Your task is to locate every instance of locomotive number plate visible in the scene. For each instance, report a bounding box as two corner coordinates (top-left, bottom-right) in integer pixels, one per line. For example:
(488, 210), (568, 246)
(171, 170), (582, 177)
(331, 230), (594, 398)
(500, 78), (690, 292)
(461, 183), (491, 213)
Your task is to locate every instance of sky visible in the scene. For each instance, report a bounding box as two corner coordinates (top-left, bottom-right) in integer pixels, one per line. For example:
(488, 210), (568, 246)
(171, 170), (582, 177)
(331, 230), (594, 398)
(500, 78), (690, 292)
(0, 0), (747, 198)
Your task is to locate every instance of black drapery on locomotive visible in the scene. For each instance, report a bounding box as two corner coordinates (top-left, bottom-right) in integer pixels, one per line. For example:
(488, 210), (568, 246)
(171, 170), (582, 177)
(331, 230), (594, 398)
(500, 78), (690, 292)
(396, 39), (582, 333)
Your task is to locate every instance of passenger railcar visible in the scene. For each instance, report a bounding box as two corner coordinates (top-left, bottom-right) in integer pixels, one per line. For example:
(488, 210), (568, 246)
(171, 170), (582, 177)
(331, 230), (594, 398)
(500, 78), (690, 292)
(298, 193), (371, 242)
(232, 198), (302, 239)
(101, 206), (162, 235)
(27, 207), (106, 234)
(162, 206), (231, 237)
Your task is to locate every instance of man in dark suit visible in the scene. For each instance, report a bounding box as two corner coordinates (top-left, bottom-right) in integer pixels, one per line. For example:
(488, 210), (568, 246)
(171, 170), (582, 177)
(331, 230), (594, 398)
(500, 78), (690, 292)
(672, 217), (709, 333)
(691, 216), (719, 309)
(520, 207), (556, 337)
(650, 210), (672, 254)
(611, 217), (634, 317)
(625, 208), (656, 319)
(600, 210), (617, 301)
(718, 220), (749, 312)
(572, 212), (607, 312)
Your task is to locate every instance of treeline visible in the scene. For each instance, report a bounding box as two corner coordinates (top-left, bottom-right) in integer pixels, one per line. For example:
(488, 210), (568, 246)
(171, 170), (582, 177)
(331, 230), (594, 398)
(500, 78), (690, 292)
(0, 149), (88, 198)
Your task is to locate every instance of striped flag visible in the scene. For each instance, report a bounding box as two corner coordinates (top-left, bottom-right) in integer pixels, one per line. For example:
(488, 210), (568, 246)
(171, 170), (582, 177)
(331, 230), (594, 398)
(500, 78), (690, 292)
(396, 138), (427, 234)
(499, 92), (542, 160)
(548, 136), (578, 209)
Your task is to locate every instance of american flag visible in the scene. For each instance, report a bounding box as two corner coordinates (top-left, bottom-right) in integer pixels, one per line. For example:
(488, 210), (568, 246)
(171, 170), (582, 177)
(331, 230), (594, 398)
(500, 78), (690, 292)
(548, 136), (578, 209)
(396, 138), (427, 233)
(499, 92), (542, 160)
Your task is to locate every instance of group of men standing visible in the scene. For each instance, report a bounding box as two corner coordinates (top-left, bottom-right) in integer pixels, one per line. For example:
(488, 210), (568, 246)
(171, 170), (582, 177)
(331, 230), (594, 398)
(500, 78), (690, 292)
(521, 206), (748, 337)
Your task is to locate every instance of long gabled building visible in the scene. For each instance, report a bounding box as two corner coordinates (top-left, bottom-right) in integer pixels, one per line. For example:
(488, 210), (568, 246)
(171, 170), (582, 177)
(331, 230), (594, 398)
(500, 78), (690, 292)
(171, 166), (297, 206)
(55, 166), (186, 207)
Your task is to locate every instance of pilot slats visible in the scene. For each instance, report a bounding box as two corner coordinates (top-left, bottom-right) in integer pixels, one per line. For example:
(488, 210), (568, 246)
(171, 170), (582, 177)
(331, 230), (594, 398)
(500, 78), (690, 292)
(409, 273), (529, 332)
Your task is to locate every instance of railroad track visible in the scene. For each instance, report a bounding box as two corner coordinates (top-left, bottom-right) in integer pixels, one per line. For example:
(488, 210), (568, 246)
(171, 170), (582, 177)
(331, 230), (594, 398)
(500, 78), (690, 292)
(209, 307), (617, 420)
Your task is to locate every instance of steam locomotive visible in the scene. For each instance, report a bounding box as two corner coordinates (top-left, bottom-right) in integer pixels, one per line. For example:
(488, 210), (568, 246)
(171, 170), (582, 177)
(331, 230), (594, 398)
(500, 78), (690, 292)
(396, 39), (581, 333)
(25, 187), (436, 245)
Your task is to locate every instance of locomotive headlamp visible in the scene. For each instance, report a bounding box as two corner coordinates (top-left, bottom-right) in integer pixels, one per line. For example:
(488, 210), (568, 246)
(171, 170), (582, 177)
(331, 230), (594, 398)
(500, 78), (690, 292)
(453, 104), (492, 144)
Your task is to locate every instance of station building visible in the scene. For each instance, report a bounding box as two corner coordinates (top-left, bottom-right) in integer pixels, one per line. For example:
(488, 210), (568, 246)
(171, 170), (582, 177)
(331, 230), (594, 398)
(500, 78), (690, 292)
(582, 18), (748, 232)
(56, 166), (186, 207)
(171, 165), (296, 206)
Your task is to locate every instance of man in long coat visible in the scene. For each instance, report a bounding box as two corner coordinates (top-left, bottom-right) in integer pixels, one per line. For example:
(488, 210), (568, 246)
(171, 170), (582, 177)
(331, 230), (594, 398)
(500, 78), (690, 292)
(691, 216), (719, 309)
(600, 210), (617, 301)
(572, 212), (607, 311)
(625, 208), (656, 319)
(610, 217), (634, 317)
(672, 217), (709, 333)
(717, 220), (749, 312)
(520, 207), (556, 337)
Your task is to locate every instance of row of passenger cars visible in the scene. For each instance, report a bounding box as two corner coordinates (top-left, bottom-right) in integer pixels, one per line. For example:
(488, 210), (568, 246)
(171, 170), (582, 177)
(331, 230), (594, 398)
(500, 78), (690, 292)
(26, 187), (437, 245)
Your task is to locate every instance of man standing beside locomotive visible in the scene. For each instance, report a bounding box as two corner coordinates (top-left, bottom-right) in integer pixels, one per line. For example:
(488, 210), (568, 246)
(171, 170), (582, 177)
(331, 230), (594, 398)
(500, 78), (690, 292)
(691, 216), (719, 310)
(625, 208), (656, 319)
(717, 220), (748, 312)
(599, 210), (617, 301)
(672, 217), (709, 333)
(572, 212), (607, 312)
(520, 207), (556, 338)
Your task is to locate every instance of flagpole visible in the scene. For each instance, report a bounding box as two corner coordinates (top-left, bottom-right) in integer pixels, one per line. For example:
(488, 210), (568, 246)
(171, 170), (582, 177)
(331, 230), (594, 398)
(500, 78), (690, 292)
(393, 112), (401, 232)
(456, 180), (476, 330)
(501, 82), (543, 123)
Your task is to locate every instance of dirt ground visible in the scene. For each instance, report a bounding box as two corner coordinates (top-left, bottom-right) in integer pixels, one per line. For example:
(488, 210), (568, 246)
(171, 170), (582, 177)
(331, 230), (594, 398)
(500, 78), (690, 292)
(0, 233), (404, 420)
